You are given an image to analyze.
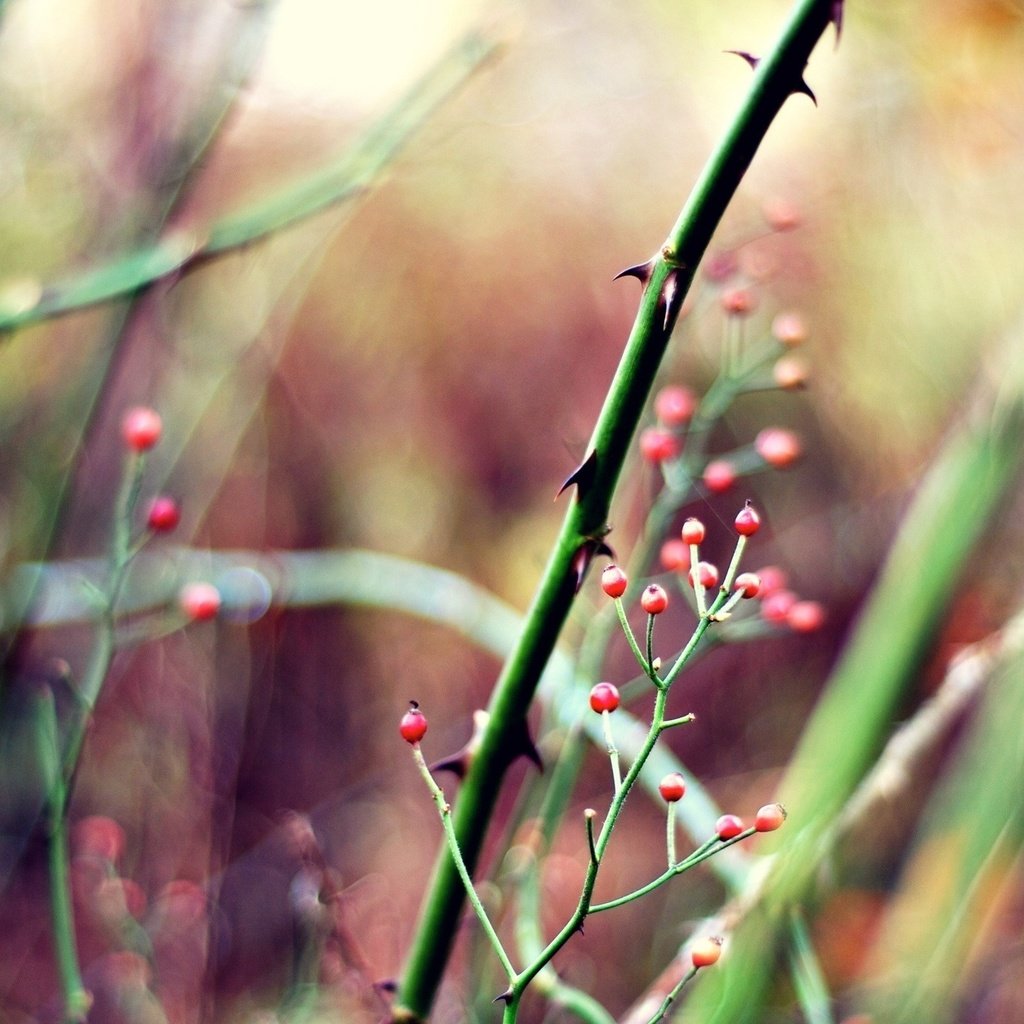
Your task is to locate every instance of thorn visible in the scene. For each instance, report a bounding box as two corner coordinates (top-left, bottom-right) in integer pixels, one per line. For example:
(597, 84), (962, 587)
(429, 710), (490, 778)
(794, 77), (817, 105)
(570, 537), (615, 594)
(511, 715), (544, 773)
(831, 0), (844, 45)
(493, 989), (514, 1005)
(659, 267), (685, 332)
(557, 449), (598, 501)
(614, 258), (654, 285)
(725, 49), (759, 70)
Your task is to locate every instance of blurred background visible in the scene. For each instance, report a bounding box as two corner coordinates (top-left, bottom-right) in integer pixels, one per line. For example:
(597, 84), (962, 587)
(1, 0), (1024, 1022)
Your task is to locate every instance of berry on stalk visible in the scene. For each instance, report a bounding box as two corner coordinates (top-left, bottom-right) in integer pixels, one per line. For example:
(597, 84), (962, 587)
(788, 600), (826, 633)
(146, 495), (181, 532)
(715, 814), (746, 840)
(755, 427), (802, 469)
(690, 937), (723, 969)
(754, 803), (787, 832)
(681, 518), (705, 546)
(687, 562), (719, 591)
(179, 582), (221, 622)
(654, 385), (697, 427)
(641, 584), (669, 615)
(399, 701), (428, 744)
(660, 539), (688, 571)
(601, 564), (628, 599)
(703, 459), (736, 494)
(734, 502), (761, 537)
(589, 682), (620, 714)
(658, 773), (686, 802)
(121, 407), (162, 452)
(733, 572), (761, 599)
(639, 428), (679, 463)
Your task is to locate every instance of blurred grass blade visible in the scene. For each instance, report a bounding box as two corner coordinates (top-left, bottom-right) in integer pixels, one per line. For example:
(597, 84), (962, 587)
(788, 908), (835, 1024)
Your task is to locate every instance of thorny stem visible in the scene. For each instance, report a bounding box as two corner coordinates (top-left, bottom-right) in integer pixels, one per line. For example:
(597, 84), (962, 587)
(394, 3), (840, 1018)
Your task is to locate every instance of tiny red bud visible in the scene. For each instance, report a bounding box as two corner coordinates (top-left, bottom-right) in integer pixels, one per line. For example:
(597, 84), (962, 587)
(755, 427), (802, 469)
(761, 589), (797, 624)
(754, 803), (787, 832)
(754, 565), (788, 597)
(121, 407), (162, 452)
(734, 502), (761, 537)
(681, 518), (705, 546)
(690, 936), (723, 968)
(687, 561), (719, 590)
(733, 572), (761, 599)
(179, 581), (221, 622)
(660, 538), (688, 571)
(715, 814), (746, 840)
(399, 701), (428, 744)
(773, 354), (809, 390)
(787, 600), (826, 633)
(146, 495), (181, 532)
(702, 459), (736, 494)
(639, 427), (679, 463)
(658, 772), (686, 802)
(721, 286), (756, 317)
(601, 564), (628, 599)
(641, 584), (669, 615)
(654, 385), (697, 427)
(589, 682), (620, 714)
(771, 311), (808, 346)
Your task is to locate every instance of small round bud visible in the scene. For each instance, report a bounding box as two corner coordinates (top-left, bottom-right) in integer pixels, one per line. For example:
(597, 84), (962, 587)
(761, 589), (797, 624)
(787, 600), (826, 633)
(773, 354), (809, 390)
(399, 701), (428, 744)
(763, 197), (801, 232)
(146, 495), (181, 532)
(681, 518), (706, 546)
(754, 803), (787, 832)
(654, 385), (697, 427)
(754, 565), (788, 597)
(179, 582), (221, 622)
(733, 572), (761, 599)
(721, 287), (756, 317)
(755, 427), (802, 469)
(660, 538), (688, 571)
(639, 427), (679, 463)
(121, 407), (162, 452)
(658, 772), (686, 802)
(702, 459), (736, 494)
(715, 814), (746, 840)
(687, 561), (719, 591)
(690, 936), (723, 969)
(601, 564), (628, 599)
(771, 311), (808, 346)
(589, 682), (620, 714)
(734, 502), (761, 537)
(641, 584), (669, 615)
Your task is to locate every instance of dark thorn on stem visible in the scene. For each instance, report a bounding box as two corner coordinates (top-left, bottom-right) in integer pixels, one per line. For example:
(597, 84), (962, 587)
(557, 448), (598, 500)
(570, 537), (615, 594)
(831, 0), (844, 45)
(725, 49), (759, 69)
(659, 267), (685, 332)
(429, 709), (490, 779)
(510, 717), (544, 774)
(614, 259), (654, 286)
(794, 77), (817, 105)
(493, 989), (514, 1005)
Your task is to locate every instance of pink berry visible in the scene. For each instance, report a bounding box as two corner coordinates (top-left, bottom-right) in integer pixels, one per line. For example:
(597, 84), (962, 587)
(601, 564), (628, 599)
(754, 803), (787, 832)
(703, 250), (738, 283)
(787, 600), (826, 633)
(715, 814), (746, 840)
(721, 287), (756, 317)
(690, 937), (723, 968)
(734, 502), (761, 537)
(733, 572), (761, 599)
(681, 518), (705, 546)
(763, 197), (801, 232)
(399, 701), (428, 744)
(641, 584), (669, 615)
(179, 582), (221, 622)
(146, 495), (181, 532)
(755, 427), (802, 469)
(687, 562), (719, 591)
(771, 311), (808, 346)
(702, 459), (736, 494)
(761, 589), (797, 624)
(121, 407), (162, 452)
(773, 354), (809, 390)
(658, 772), (686, 802)
(654, 385), (697, 427)
(639, 427), (679, 463)
(660, 539), (688, 571)
(589, 682), (620, 714)
(754, 565), (788, 598)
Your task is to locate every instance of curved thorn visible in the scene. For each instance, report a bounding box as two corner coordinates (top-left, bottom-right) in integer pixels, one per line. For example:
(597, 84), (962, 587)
(794, 77), (817, 105)
(614, 259), (654, 285)
(556, 448), (598, 500)
(724, 49), (760, 70)
(831, 0), (844, 46)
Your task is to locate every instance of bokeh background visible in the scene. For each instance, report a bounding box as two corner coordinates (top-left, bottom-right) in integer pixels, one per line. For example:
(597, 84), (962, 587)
(2, 1), (1024, 1022)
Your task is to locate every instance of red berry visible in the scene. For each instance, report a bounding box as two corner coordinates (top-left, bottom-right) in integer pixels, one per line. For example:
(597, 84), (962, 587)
(687, 561), (719, 590)
(660, 538), (688, 571)
(754, 803), (787, 832)
(754, 565), (788, 597)
(734, 502), (761, 537)
(654, 385), (697, 427)
(771, 311), (808, 346)
(787, 600), (826, 633)
(755, 427), (802, 469)
(773, 354), (809, 390)
(715, 814), (746, 840)
(399, 701), (428, 744)
(658, 772), (686, 802)
(761, 589), (797, 624)
(601, 564), (628, 599)
(121, 407), (162, 452)
(640, 584), (669, 615)
(733, 572), (761, 599)
(690, 937), (723, 968)
(681, 518), (705, 546)
(721, 287), (756, 317)
(589, 682), (620, 714)
(702, 459), (736, 494)
(146, 495), (181, 532)
(179, 581), (221, 622)
(72, 816), (126, 864)
(639, 427), (679, 463)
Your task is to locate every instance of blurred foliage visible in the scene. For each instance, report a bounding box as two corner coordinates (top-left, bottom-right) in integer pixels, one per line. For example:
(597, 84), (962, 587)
(1, 1), (1024, 1023)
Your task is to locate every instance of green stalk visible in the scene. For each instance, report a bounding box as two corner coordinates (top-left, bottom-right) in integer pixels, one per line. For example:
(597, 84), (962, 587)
(393, 4), (838, 1018)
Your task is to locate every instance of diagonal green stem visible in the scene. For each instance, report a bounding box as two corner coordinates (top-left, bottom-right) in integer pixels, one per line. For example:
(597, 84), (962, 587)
(393, 3), (838, 1019)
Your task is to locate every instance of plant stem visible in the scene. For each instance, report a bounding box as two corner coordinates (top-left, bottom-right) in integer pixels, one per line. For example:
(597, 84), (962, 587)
(394, 4), (839, 1017)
